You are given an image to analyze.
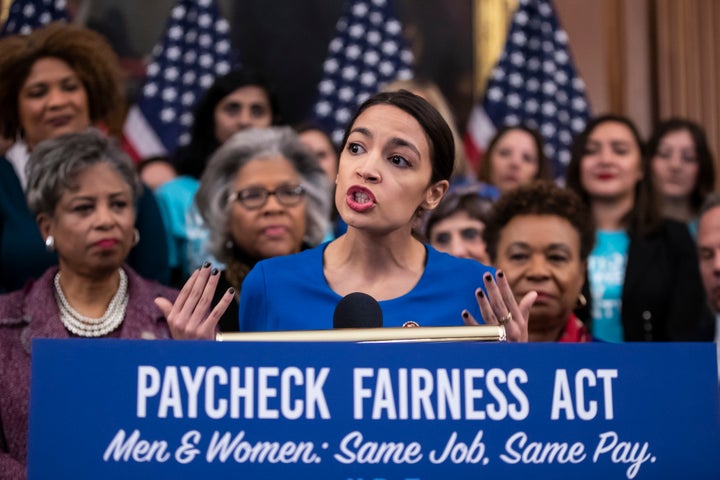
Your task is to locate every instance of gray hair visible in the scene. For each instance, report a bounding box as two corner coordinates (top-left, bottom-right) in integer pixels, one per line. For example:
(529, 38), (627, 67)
(26, 129), (141, 216)
(196, 126), (332, 263)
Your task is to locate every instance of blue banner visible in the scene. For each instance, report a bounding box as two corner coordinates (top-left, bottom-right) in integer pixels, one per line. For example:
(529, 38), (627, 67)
(29, 340), (720, 479)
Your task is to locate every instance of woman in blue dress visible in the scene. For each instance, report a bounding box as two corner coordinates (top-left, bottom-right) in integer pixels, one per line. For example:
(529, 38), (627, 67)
(164, 90), (536, 342)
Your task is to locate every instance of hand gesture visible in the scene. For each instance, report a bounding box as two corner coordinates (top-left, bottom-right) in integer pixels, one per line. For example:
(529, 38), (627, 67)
(461, 270), (536, 342)
(155, 263), (235, 340)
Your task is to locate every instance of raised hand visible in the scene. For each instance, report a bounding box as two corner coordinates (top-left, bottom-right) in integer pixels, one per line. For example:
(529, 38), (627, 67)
(461, 270), (537, 342)
(155, 263), (234, 340)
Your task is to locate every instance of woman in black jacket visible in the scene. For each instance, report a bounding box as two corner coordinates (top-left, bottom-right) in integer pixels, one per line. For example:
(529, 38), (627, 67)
(565, 114), (714, 342)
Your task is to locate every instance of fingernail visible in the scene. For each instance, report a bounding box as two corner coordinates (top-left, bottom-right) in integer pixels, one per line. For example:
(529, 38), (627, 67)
(484, 273), (492, 282)
(462, 310), (469, 319)
(211, 268), (219, 275)
(203, 261), (211, 268)
(497, 271), (504, 278)
(228, 287), (235, 295)
(476, 289), (484, 299)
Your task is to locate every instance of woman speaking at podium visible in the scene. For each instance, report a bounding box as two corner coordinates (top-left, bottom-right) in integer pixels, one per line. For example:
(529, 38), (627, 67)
(164, 90), (535, 342)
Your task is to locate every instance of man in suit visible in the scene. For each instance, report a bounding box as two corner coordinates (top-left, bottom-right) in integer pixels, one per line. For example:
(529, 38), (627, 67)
(696, 194), (720, 374)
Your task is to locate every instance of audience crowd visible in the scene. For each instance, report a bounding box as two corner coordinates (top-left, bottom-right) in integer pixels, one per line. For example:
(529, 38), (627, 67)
(0, 18), (718, 478)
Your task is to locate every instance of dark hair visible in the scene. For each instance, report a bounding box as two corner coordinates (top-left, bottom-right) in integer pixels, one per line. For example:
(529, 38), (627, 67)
(421, 189), (494, 242)
(565, 114), (660, 234)
(340, 89), (455, 183)
(647, 117), (716, 214)
(0, 22), (123, 139)
(174, 68), (281, 179)
(294, 120), (338, 158)
(699, 193), (720, 219)
(483, 180), (595, 263)
(477, 125), (552, 185)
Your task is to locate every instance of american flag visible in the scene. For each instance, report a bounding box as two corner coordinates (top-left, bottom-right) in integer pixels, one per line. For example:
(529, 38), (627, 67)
(123, 0), (238, 161)
(465, 0), (591, 179)
(310, 0), (414, 145)
(0, 0), (68, 36)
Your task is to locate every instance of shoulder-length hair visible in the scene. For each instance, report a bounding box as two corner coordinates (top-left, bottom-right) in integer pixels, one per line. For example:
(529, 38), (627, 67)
(195, 126), (331, 264)
(565, 114), (661, 235)
(647, 117), (716, 215)
(476, 125), (552, 185)
(0, 22), (123, 139)
(175, 68), (282, 179)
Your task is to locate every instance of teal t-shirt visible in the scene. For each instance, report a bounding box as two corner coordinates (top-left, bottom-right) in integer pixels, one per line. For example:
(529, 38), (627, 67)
(155, 176), (217, 279)
(588, 230), (629, 342)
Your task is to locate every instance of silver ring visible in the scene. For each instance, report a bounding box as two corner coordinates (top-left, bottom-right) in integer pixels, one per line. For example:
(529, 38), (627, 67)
(499, 312), (512, 325)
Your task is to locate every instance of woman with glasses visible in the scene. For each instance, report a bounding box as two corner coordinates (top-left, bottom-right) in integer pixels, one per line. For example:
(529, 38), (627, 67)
(194, 126), (332, 331)
(155, 68), (282, 286)
(169, 91), (533, 341)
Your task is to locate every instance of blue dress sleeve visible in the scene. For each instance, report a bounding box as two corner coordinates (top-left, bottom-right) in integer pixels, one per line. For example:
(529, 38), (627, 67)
(239, 263), (269, 332)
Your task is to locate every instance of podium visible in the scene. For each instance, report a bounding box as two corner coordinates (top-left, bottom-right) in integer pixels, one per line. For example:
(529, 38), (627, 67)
(28, 340), (720, 479)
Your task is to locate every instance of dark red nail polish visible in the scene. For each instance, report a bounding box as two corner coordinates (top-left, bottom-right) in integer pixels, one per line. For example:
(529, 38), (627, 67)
(228, 288), (235, 295)
(477, 289), (484, 298)
(497, 271), (504, 278)
(211, 268), (219, 275)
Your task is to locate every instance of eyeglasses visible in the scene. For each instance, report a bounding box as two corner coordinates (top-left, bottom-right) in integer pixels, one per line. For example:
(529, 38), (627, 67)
(229, 184), (306, 210)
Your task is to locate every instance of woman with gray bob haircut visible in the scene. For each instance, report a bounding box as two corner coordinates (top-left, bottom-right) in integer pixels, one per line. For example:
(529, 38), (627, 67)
(196, 126), (332, 331)
(26, 129), (142, 216)
(0, 129), (234, 475)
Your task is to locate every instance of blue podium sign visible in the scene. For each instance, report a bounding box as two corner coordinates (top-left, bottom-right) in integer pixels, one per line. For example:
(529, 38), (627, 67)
(28, 340), (719, 479)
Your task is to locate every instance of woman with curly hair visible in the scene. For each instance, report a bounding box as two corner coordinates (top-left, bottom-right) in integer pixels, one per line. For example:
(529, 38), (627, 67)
(0, 22), (169, 292)
(483, 181), (594, 342)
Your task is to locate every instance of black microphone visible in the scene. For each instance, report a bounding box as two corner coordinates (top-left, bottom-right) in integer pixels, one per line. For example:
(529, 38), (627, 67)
(333, 292), (383, 329)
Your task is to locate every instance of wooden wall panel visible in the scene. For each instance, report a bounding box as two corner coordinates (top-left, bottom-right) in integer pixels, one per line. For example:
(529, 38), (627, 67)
(654, 0), (720, 185)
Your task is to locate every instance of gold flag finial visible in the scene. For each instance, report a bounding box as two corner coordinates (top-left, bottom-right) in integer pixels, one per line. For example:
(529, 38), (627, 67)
(473, 0), (519, 97)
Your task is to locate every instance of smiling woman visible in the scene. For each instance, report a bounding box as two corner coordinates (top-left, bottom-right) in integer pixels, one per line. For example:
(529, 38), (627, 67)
(0, 22), (170, 292)
(565, 114), (714, 342)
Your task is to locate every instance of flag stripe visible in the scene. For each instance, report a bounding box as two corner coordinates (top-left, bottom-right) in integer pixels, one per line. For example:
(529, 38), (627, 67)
(123, 0), (238, 159)
(123, 106), (168, 160)
(465, 0), (591, 179)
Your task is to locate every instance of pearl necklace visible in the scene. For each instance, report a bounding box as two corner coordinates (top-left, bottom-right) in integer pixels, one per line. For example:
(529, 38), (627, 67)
(54, 269), (129, 337)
